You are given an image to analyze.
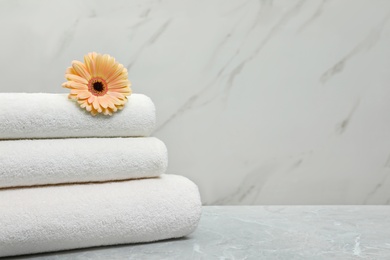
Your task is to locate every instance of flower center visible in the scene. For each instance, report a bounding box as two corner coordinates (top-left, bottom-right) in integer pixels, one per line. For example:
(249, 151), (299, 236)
(93, 82), (104, 92)
(88, 77), (108, 96)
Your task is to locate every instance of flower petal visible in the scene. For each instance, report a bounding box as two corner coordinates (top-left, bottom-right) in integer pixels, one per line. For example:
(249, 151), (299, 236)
(108, 79), (130, 89)
(108, 88), (131, 94)
(106, 95), (122, 105)
(106, 64), (125, 83)
(93, 98), (100, 110)
(70, 89), (83, 94)
(107, 91), (127, 99)
(68, 94), (78, 100)
(66, 67), (77, 75)
(78, 100), (89, 108)
(100, 54), (110, 77)
(97, 96), (109, 108)
(88, 95), (95, 104)
(103, 107), (111, 115)
(65, 74), (88, 84)
(95, 54), (105, 78)
(90, 109), (98, 116)
(72, 60), (91, 80)
(85, 104), (93, 112)
(105, 56), (117, 77)
(84, 53), (95, 76)
(62, 81), (88, 90)
(77, 91), (92, 99)
(104, 96), (117, 109)
(97, 105), (103, 113)
(109, 67), (128, 82)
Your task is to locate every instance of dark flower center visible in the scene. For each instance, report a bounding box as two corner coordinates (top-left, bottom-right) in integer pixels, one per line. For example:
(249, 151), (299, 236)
(88, 77), (108, 96)
(93, 81), (104, 92)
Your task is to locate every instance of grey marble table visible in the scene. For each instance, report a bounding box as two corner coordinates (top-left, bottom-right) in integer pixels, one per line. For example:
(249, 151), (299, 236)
(7, 206), (390, 260)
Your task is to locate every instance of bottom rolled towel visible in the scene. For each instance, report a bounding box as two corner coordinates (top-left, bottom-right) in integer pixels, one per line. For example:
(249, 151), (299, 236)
(0, 174), (202, 257)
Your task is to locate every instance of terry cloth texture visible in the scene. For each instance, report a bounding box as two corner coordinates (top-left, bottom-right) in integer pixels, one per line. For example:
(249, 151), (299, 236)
(0, 93), (155, 139)
(0, 137), (168, 188)
(0, 174), (202, 257)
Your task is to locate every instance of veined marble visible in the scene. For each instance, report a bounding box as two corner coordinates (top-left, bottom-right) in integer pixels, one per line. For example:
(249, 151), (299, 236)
(0, 0), (390, 204)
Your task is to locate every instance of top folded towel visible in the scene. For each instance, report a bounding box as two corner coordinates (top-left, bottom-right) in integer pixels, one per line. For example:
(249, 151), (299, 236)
(0, 93), (155, 139)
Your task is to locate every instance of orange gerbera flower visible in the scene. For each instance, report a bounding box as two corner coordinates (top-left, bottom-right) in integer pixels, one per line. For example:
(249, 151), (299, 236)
(62, 52), (131, 116)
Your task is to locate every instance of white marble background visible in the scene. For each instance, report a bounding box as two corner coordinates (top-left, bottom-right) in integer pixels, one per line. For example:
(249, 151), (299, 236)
(1, 0), (390, 204)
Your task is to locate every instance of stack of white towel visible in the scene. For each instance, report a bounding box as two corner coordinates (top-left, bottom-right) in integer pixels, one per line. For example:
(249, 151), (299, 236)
(0, 93), (202, 257)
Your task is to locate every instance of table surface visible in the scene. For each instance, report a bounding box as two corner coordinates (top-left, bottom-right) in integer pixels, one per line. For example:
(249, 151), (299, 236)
(8, 206), (390, 260)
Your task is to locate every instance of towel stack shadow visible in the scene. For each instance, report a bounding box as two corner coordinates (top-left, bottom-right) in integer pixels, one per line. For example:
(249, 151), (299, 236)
(0, 93), (202, 257)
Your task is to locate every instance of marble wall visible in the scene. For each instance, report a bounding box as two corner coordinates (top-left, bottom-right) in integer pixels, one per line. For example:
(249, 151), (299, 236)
(1, 0), (390, 204)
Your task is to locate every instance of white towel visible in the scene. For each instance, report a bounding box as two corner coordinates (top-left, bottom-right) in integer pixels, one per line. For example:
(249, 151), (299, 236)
(0, 137), (167, 188)
(0, 93), (155, 139)
(0, 174), (202, 257)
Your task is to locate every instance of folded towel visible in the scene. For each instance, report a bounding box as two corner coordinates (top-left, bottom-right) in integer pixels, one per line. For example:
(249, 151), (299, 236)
(0, 137), (167, 188)
(0, 174), (201, 257)
(0, 93), (155, 139)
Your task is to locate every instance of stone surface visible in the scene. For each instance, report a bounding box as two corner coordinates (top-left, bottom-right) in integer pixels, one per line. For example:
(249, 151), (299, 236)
(8, 206), (390, 259)
(1, 0), (390, 204)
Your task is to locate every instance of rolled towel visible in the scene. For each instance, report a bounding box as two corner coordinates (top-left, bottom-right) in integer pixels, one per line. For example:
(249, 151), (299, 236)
(0, 174), (202, 257)
(0, 137), (167, 188)
(0, 93), (155, 139)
